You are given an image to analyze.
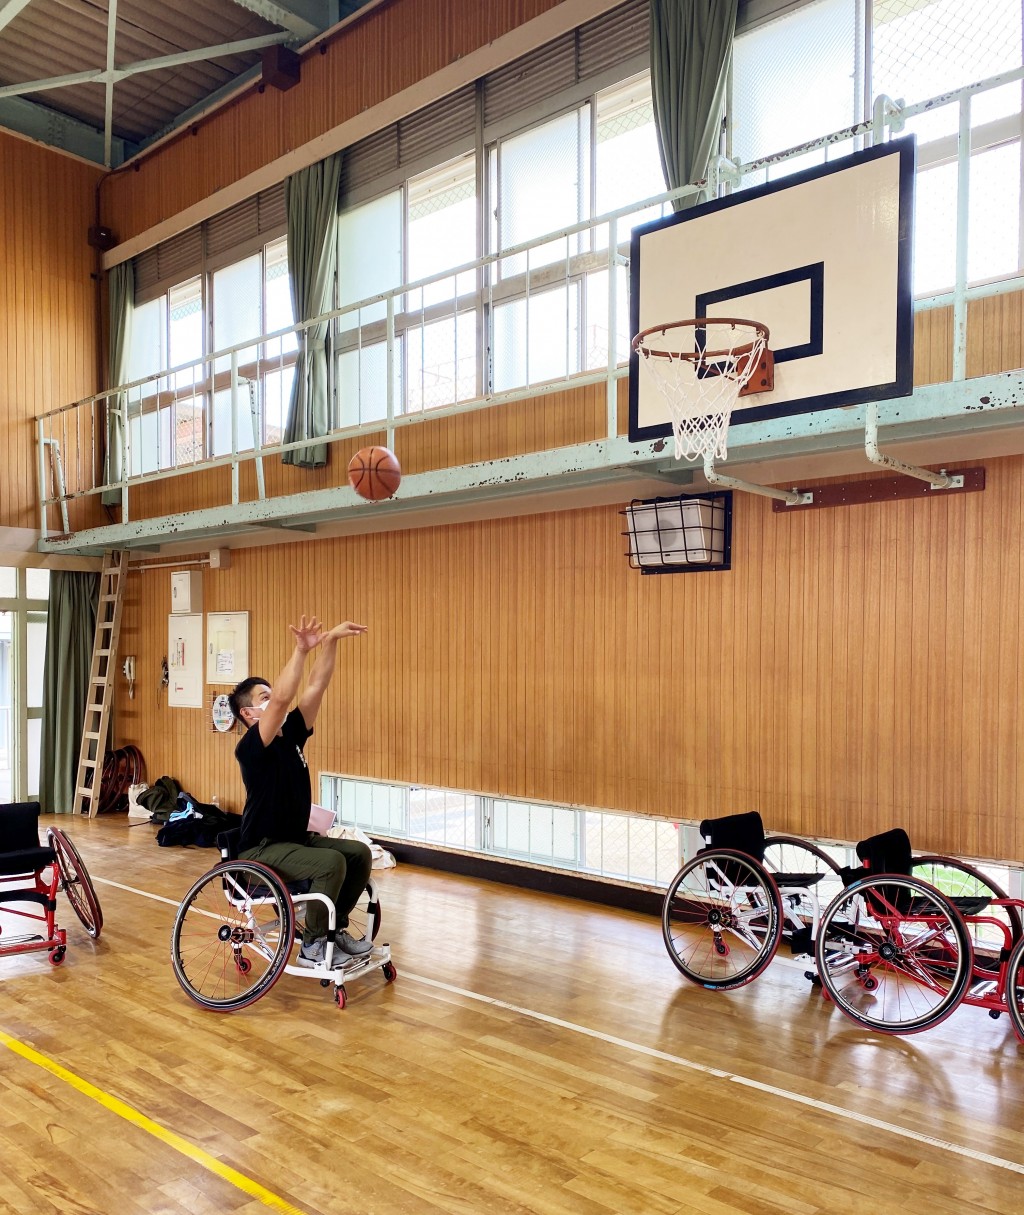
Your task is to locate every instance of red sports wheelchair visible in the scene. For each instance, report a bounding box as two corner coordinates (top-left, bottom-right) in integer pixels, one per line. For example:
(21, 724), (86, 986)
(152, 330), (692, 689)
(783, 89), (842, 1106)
(0, 801), (103, 965)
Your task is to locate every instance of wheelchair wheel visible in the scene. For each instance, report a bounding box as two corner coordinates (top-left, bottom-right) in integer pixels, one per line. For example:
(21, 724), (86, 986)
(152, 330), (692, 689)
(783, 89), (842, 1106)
(911, 855), (1022, 969)
(171, 861), (295, 1011)
(662, 849), (782, 990)
(762, 835), (843, 949)
(815, 874), (973, 1034)
(1006, 935), (1024, 1043)
(47, 828), (103, 939)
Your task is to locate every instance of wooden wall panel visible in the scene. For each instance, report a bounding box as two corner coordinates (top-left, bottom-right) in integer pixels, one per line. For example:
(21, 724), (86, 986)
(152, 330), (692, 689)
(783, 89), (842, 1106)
(100, 0), (572, 242)
(0, 132), (103, 532)
(115, 452), (1024, 865)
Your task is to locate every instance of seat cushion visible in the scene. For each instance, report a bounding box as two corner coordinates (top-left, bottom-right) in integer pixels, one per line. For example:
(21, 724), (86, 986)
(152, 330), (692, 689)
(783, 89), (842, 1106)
(0, 845), (55, 876)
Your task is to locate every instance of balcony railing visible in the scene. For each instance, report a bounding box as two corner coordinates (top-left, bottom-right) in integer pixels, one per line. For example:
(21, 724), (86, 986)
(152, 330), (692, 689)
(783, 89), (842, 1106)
(35, 66), (1024, 538)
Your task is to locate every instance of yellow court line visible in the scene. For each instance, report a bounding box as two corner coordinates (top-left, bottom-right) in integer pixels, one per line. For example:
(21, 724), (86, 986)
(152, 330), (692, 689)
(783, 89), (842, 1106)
(0, 1028), (309, 1215)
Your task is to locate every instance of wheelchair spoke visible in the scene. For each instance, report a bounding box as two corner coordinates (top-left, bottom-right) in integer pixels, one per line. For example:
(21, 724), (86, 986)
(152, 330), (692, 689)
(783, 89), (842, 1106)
(815, 876), (973, 1034)
(171, 861), (294, 1011)
(662, 850), (782, 990)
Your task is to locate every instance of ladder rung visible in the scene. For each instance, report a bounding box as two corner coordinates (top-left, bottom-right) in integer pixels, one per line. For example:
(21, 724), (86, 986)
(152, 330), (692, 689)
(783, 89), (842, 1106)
(84, 731), (101, 740)
(86, 702), (105, 711)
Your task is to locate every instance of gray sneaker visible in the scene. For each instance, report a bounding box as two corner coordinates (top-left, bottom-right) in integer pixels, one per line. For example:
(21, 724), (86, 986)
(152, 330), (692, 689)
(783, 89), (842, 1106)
(297, 936), (328, 967)
(336, 930), (373, 957)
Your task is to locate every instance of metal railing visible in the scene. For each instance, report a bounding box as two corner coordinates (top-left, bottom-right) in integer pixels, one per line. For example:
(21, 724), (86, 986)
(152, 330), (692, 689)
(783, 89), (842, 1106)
(34, 66), (1024, 537)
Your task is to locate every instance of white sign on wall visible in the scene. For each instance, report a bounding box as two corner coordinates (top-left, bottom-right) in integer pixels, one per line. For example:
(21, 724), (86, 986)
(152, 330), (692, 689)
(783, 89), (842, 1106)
(207, 611), (250, 685)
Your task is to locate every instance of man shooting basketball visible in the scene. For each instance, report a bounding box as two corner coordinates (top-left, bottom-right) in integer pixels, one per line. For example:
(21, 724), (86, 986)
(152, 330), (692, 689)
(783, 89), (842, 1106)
(228, 614), (373, 967)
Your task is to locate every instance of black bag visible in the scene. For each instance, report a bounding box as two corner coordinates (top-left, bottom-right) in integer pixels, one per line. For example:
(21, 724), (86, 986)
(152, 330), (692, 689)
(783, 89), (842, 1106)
(155, 792), (236, 847)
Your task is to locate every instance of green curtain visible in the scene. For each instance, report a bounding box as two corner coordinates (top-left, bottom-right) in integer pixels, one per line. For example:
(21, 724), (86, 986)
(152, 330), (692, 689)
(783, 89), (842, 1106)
(39, 571), (99, 815)
(102, 261), (134, 505)
(650, 0), (738, 210)
(283, 152), (343, 468)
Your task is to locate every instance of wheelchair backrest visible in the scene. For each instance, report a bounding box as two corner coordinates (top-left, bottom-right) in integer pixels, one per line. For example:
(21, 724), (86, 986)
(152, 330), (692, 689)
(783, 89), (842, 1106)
(852, 827), (913, 916)
(855, 828), (912, 876)
(0, 801), (43, 851)
(699, 811), (766, 862)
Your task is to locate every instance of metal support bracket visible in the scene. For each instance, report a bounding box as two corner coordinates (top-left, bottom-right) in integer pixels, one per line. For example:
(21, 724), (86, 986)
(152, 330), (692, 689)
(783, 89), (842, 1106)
(865, 402), (964, 489)
(703, 456), (813, 506)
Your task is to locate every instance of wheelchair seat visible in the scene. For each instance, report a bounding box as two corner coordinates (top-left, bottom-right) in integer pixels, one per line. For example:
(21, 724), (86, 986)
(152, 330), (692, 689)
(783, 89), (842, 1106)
(216, 828), (312, 897)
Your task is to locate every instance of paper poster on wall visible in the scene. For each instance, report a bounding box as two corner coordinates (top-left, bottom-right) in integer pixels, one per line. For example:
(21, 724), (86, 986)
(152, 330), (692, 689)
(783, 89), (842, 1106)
(207, 611), (250, 685)
(167, 613), (204, 708)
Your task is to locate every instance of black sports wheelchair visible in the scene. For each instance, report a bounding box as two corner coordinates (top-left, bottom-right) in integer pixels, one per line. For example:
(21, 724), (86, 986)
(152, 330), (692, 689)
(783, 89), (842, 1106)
(0, 801), (103, 964)
(170, 828), (396, 1012)
(661, 811), (1024, 1039)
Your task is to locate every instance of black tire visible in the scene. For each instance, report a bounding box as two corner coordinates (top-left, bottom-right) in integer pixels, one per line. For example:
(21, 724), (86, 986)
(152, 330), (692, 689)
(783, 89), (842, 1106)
(815, 874), (973, 1034)
(911, 855), (1022, 968)
(1006, 935), (1024, 1044)
(171, 860), (294, 1011)
(48, 828), (103, 939)
(662, 849), (782, 990)
(762, 835), (844, 950)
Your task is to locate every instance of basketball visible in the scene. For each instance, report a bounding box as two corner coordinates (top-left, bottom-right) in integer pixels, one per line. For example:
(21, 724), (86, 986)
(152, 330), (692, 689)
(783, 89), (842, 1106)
(347, 445), (402, 501)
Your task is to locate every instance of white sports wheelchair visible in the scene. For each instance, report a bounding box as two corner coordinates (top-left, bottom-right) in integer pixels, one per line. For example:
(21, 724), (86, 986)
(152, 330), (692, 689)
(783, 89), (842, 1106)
(170, 828), (395, 1011)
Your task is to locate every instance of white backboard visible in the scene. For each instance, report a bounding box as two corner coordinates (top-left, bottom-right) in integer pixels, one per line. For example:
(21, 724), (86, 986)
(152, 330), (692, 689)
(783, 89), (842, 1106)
(629, 138), (915, 441)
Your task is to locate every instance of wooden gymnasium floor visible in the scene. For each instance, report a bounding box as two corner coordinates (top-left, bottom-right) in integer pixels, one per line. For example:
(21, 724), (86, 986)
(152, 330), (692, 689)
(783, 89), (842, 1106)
(2, 816), (1023, 1215)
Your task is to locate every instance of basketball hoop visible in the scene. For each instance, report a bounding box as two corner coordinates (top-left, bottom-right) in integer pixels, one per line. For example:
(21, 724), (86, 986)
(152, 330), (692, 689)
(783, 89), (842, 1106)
(632, 318), (771, 462)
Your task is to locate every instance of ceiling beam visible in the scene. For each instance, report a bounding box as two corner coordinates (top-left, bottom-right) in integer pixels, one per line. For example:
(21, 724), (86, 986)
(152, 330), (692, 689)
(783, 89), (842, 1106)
(0, 31), (294, 101)
(0, 0), (35, 36)
(228, 0), (331, 40)
(103, 0), (118, 168)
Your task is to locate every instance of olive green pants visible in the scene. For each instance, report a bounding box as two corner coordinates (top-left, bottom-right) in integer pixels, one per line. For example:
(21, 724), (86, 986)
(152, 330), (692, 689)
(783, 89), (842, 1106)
(240, 833), (373, 944)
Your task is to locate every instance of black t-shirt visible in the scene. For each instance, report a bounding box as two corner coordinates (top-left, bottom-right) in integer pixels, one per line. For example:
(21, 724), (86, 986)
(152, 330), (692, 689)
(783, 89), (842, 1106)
(236, 707), (313, 851)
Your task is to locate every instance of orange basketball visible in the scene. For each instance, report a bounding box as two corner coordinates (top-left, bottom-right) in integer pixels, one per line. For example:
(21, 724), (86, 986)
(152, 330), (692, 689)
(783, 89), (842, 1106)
(347, 446), (402, 501)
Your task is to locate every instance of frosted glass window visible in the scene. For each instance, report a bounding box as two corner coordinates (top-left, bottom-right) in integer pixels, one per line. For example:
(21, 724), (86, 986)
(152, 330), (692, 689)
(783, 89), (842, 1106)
(406, 311), (477, 410)
(873, 0), (1022, 143)
(263, 236), (297, 358)
(338, 340), (402, 427)
(127, 297), (166, 382)
(25, 569), (49, 600)
(731, 0), (860, 177)
(27, 717), (41, 799)
(213, 254), (261, 373)
(494, 107), (591, 275)
(337, 190), (403, 329)
(169, 277), (204, 388)
(0, 569), (15, 598)
(27, 619), (46, 708)
(595, 74), (666, 230)
(492, 284), (581, 392)
(407, 155), (477, 306)
(914, 142), (1022, 295)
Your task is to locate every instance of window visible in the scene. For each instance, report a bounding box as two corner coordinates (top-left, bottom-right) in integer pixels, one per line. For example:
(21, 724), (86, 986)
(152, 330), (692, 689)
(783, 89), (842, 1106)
(730, 0), (1024, 294)
(321, 773), (684, 887)
(0, 568), (48, 801)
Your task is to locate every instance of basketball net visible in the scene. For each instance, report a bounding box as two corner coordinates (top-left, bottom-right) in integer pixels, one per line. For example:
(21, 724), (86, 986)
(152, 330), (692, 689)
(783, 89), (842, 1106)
(633, 320), (769, 462)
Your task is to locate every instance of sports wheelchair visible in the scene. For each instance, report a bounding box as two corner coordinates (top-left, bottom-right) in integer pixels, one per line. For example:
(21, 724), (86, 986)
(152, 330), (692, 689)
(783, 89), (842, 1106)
(170, 828), (395, 1012)
(661, 811), (843, 989)
(0, 801), (103, 964)
(814, 827), (1024, 1038)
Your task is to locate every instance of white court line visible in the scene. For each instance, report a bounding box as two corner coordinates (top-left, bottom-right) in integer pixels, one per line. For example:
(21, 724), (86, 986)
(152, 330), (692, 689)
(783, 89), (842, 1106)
(98, 875), (1024, 1177)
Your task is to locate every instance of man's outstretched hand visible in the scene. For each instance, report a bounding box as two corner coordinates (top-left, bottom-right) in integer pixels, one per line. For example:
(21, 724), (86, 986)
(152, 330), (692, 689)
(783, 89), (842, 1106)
(289, 615), (326, 653)
(326, 621), (368, 641)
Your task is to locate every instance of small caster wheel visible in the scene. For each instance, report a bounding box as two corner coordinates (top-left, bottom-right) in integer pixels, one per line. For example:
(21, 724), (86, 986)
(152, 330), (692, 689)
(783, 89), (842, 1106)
(862, 976), (878, 991)
(989, 1009), (1001, 1020)
(335, 984), (347, 1009)
(714, 940), (728, 956)
(49, 946), (66, 966)
(235, 957), (252, 975)
(382, 961), (397, 983)
(320, 978), (332, 988)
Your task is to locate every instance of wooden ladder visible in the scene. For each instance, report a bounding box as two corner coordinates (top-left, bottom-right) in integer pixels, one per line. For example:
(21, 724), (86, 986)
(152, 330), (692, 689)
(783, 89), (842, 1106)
(73, 550), (129, 817)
